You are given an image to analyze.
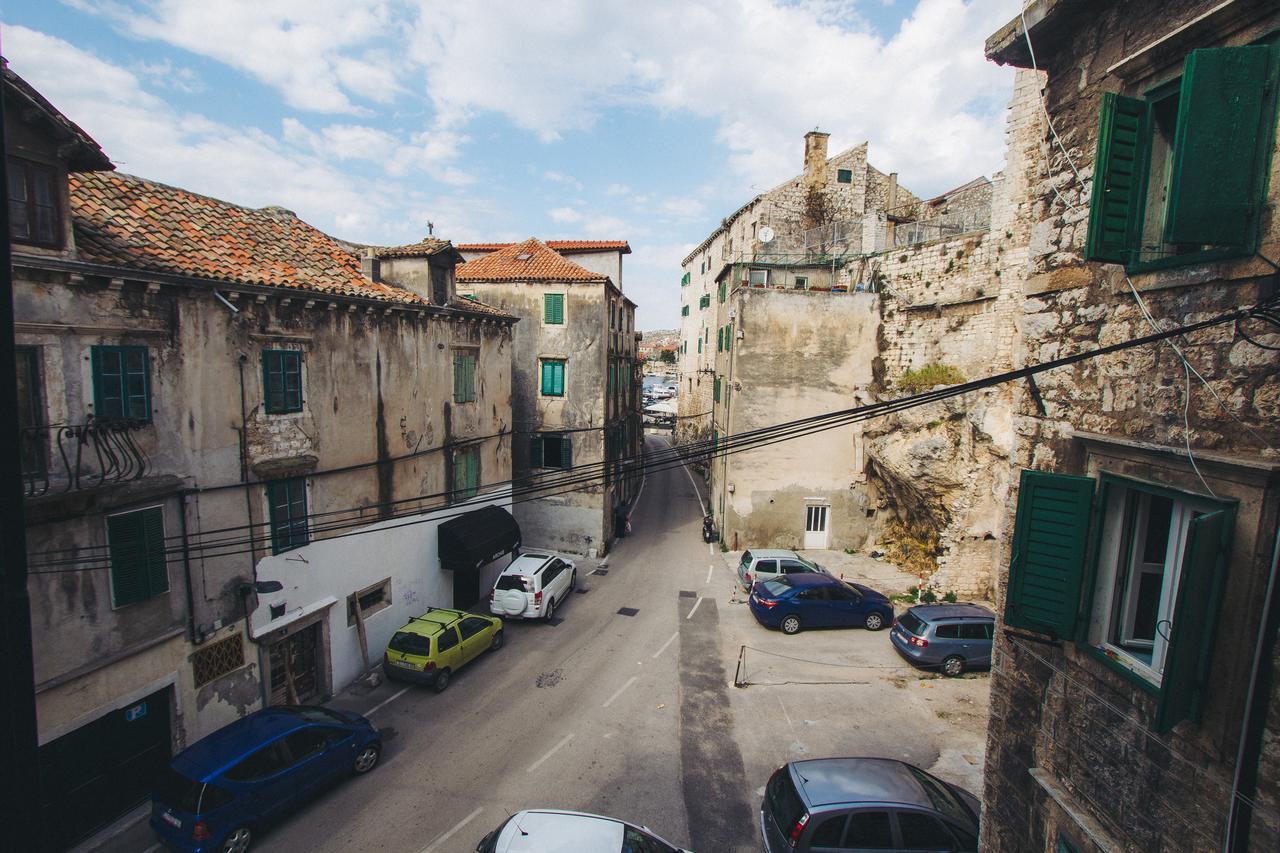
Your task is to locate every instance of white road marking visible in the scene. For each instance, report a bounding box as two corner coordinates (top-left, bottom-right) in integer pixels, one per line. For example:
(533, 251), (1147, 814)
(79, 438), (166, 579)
(651, 631), (679, 659)
(142, 845), (162, 853)
(365, 685), (410, 717)
(705, 564), (715, 584)
(602, 676), (639, 708)
(672, 439), (709, 515)
(686, 597), (704, 620)
(420, 807), (484, 853)
(777, 693), (794, 729)
(708, 542), (715, 556)
(528, 733), (575, 772)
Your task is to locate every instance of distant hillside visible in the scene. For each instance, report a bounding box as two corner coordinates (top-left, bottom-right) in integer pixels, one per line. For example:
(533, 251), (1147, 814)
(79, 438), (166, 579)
(642, 328), (679, 345)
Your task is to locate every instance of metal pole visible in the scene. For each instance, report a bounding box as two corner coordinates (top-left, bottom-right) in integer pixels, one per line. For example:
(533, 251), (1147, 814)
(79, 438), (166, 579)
(0, 58), (47, 852)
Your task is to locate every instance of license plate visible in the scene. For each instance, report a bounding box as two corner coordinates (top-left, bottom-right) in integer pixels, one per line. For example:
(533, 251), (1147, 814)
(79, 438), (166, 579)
(161, 811), (182, 829)
(393, 659), (420, 670)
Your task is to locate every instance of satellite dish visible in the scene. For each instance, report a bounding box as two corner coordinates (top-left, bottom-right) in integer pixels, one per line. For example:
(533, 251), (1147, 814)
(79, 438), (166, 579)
(758, 226), (775, 243)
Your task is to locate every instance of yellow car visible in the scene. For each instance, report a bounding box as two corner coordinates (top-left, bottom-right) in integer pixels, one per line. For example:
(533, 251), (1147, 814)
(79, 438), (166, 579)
(382, 608), (504, 692)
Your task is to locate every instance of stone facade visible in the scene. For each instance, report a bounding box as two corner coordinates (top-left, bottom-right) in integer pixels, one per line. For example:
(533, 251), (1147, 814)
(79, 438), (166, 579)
(982, 2), (1280, 852)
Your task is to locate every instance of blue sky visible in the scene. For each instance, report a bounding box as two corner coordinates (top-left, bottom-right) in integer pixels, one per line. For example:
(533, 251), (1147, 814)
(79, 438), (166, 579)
(2, 0), (1018, 330)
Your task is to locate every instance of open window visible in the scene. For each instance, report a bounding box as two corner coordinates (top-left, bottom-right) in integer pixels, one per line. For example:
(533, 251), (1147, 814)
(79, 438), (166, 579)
(1085, 43), (1279, 270)
(1005, 469), (1234, 732)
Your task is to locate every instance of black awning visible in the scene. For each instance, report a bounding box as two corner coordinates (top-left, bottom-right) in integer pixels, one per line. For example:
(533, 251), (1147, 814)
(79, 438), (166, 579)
(438, 505), (521, 572)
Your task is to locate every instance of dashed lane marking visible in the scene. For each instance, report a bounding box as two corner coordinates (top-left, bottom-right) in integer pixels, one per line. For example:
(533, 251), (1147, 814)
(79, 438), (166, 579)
(602, 676), (639, 708)
(686, 597), (704, 620)
(420, 807), (484, 853)
(652, 631), (679, 659)
(365, 685), (410, 717)
(705, 564), (714, 584)
(527, 733), (575, 773)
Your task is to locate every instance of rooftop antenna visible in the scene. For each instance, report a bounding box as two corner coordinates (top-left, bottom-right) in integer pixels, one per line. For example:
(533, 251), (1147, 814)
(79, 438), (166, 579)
(427, 221), (434, 236)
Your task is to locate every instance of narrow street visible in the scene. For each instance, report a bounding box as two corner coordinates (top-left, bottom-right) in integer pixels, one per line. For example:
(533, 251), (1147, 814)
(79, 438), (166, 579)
(255, 434), (754, 853)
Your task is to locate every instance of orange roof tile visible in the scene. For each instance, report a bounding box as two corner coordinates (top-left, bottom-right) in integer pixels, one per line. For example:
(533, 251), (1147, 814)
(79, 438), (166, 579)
(458, 240), (631, 254)
(456, 238), (610, 283)
(69, 172), (428, 305)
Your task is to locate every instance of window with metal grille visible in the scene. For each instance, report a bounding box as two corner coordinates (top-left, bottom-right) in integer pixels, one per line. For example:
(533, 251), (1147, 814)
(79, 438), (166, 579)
(192, 634), (246, 687)
(347, 578), (392, 625)
(262, 350), (303, 413)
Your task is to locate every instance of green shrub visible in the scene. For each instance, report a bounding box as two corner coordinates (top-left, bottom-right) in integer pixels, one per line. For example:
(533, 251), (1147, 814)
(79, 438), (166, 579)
(920, 588), (938, 604)
(897, 363), (965, 393)
(942, 590), (958, 603)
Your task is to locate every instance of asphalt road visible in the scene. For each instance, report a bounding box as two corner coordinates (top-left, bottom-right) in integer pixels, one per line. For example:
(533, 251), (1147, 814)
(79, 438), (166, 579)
(255, 434), (749, 853)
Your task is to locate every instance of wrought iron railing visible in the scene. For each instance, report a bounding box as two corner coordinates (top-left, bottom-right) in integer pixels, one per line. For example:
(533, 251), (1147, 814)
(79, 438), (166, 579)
(20, 417), (150, 497)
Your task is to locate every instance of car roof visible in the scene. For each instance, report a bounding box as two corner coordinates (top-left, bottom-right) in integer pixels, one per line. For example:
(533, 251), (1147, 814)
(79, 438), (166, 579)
(503, 553), (555, 573)
(908, 604), (995, 622)
(781, 572), (840, 587)
(395, 607), (469, 636)
(173, 707), (313, 779)
(495, 810), (625, 851)
(790, 758), (933, 810)
(745, 549), (799, 559)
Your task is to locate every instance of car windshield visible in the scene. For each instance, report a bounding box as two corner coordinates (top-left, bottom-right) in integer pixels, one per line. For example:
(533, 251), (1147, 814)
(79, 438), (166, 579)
(898, 611), (928, 636)
(496, 575), (531, 592)
(760, 579), (790, 597)
(388, 631), (431, 656)
(739, 551), (754, 570)
(153, 767), (206, 813)
(795, 554), (821, 571)
(908, 766), (974, 827)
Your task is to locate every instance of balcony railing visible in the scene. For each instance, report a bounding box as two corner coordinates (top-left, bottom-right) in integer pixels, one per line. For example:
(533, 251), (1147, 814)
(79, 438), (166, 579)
(20, 417), (150, 498)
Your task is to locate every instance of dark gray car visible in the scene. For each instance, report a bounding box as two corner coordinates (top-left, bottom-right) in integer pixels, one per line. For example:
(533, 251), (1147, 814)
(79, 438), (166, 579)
(890, 604), (995, 677)
(760, 758), (979, 852)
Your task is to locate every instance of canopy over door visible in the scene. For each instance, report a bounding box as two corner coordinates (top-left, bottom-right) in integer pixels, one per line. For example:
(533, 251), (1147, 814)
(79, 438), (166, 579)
(438, 505), (521, 572)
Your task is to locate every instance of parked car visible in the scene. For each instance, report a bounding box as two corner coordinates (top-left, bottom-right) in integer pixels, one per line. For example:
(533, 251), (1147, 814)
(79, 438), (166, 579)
(749, 573), (893, 634)
(736, 548), (827, 591)
(476, 809), (690, 852)
(760, 758), (979, 852)
(149, 705), (381, 853)
(489, 552), (577, 621)
(890, 603), (995, 677)
(383, 607), (504, 691)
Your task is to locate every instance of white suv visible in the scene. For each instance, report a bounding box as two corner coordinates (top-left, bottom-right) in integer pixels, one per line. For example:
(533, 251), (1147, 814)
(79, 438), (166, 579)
(489, 552), (577, 621)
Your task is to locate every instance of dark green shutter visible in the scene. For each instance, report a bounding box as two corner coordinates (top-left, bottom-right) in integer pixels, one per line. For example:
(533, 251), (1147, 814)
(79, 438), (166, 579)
(141, 506), (168, 595)
(713, 377), (720, 402)
(283, 352), (302, 410)
(726, 323), (732, 352)
(719, 281), (726, 303)
(1084, 93), (1148, 263)
(540, 361), (553, 395)
(108, 507), (166, 606)
(1005, 470), (1095, 637)
(544, 293), (564, 324)
(560, 435), (572, 469)
(263, 352), (281, 412)
(1154, 508), (1231, 733)
(1165, 46), (1271, 247)
(529, 435), (544, 468)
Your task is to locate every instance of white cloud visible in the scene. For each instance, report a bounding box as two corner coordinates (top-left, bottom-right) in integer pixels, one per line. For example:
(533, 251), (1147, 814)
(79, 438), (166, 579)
(548, 206), (583, 223)
(604, 183), (631, 196)
(542, 170), (585, 191)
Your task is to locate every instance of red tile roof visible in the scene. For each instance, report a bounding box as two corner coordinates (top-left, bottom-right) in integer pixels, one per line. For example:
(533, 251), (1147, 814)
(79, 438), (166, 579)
(69, 171), (429, 305)
(458, 240), (631, 254)
(456, 238), (610, 283)
(372, 238), (456, 259)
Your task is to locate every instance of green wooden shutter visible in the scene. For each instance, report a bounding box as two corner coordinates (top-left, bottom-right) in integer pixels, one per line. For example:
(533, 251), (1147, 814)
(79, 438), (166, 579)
(283, 352), (302, 411)
(107, 511), (147, 606)
(719, 281), (726, 303)
(1084, 93), (1148, 264)
(1165, 46), (1271, 247)
(141, 506), (168, 596)
(529, 435), (544, 468)
(1006, 470), (1095, 637)
(1154, 508), (1231, 733)
(726, 323), (732, 352)
(540, 361), (553, 395)
(713, 376), (721, 402)
(560, 435), (572, 469)
(263, 352), (282, 412)
(544, 293), (564, 324)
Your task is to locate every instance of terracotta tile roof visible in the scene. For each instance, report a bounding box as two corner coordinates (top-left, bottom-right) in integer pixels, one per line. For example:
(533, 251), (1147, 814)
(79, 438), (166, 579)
(371, 238), (455, 259)
(458, 240), (631, 254)
(69, 171), (429, 305)
(4, 65), (113, 172)
(456, 238), (610, 283)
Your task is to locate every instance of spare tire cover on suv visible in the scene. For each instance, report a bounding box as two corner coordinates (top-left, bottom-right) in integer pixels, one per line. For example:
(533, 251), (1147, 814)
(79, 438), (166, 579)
(500, 589), (528, 616)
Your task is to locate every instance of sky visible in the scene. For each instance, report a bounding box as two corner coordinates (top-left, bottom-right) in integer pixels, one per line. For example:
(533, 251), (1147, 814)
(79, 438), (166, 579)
(2, 0), (1019, 330)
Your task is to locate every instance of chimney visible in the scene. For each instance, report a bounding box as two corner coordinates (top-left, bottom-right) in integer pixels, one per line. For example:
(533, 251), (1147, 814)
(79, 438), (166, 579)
(803, 130), (830, 182)
(360, 248), (381, 283)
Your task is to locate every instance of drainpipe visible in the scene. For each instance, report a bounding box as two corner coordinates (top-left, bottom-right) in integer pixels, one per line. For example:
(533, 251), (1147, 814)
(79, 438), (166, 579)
(177, 491), (198, 643)
(1225, 522), (1280, 852)
(235, 354), (269, 708)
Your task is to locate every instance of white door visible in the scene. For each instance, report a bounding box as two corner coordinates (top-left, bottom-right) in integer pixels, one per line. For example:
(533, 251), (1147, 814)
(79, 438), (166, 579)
(803, 505), (829, 549)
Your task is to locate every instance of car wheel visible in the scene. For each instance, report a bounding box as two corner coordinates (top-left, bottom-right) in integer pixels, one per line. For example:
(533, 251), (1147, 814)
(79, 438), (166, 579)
(570, 570), (577, 592)
(864, 612), (885, 631)
(433, 667), (452, 692)
(942, 655), (965, 678)
(353, 743), (381, 774)
(544, 596), (556, 623)
(781, 615), (802, 635)
(490, 630), (504, 652)
(221, 825), (253, 853)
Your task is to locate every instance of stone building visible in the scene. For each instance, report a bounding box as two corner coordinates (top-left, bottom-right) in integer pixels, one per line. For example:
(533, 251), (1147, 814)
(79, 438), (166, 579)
(982, 2), (1280, 851)
(8, 68), (517, 849)
(458, 239), (642, 555)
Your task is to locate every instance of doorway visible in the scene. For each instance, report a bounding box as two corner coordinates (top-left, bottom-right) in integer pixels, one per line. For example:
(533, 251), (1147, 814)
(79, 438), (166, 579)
(268, 622), (323, 705)
(804, 504), (830, 549)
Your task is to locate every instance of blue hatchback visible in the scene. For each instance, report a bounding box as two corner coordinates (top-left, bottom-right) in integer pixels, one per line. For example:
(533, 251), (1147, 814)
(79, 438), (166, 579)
(749, 573), (894, 635)
(149, 705), (381, 853)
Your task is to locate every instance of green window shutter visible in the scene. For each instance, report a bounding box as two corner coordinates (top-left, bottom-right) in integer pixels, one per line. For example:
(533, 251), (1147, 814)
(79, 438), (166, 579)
(141, 506), (168, 597)
(1006, 470), (1094, 638)
(107, 511), (146, 606)
(1154, 508), (1232, 733)
(1084, 93), (1148, 264)
(697, 338), (702, 353)
(283, 352), (302, 411)
(713, 376), (721, 402)
(719, 281), (726, 303)
(717, 328), (723, 352)
(682, 305), (689, 316)
(268, 478), (308, 554)
(453, 353), (475, 403)
(1165, 46), (1272, 247)
(541, 360), (565, 396)
(726, 323), (732, 352)
(544, 293), (564, 324)
(529, 435), (544, 468)
(560, 435), (572, 469)
(541, 361), (553, 395)
(263, 351), (302, 413)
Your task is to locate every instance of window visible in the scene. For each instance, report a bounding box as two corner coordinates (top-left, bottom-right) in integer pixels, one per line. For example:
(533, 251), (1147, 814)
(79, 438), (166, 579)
(718, 280), (727, 303)
(794, 276), (808, 290)
(530, 433), (572, 469)
(725, 323), (732, 352)
(808, 815), (846, 847)
(283, 728), (330, 763)
(845, 811), (894, 848)
(1085, 44), (1280, 270)
(544, 293), (565, 324)
(7, 158), (60, 246)
(430, 265), (450, 304)
(452, 444), (480, 501)
(262, 350), (303, 413)
(717, 327), (723, 352)
(959, 623), (992, 640)
(107, 506), (168, 607)
(347, 578), (392, 625)
(680, 271), (691, 286)
(896, 812), (954, 848)
(540, 359), (566, 396)
(453, 350), (477, 403)
(681, 305), (690, 317)
(713, 376), (721, 402)
(223, 742), (290, 782)
(749, 268), (768, 287)
(935, 624), (961, 639)
(699, 294), (710, 309)
(1005, 469), (1233, 732)
(91, 345), (151, 422)
(836, 168), (853, 184)
(191, 634), (246, 687)
(16, 346), (45, 477)
(458, 616), (490, 640)
(267, 478), (309, 554)
(437, 626), (459, 651)
(697, 338), (702, 353)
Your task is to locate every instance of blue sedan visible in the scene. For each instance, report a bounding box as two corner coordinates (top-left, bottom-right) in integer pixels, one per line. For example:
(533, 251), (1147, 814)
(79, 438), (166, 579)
(749, 573), (894, 635)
